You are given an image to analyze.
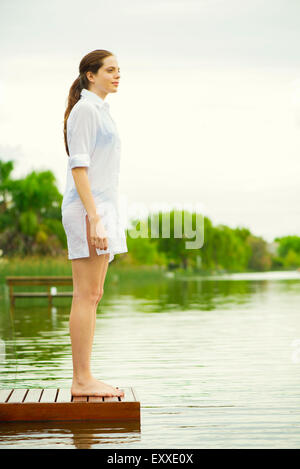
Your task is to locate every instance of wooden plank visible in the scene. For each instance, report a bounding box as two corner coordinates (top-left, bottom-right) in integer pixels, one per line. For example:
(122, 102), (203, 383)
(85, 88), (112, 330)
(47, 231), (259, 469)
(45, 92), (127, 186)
(6, 276), (73, 286)
(7, 389), (28, 403)
(56, 388), (71, 403)
(0, 389), (13, 403)
(88, 396), (104, 403)
(6, 275), (71, 278)
(52, 292), (73, 296)
(24, 389), (42, 402)
(14, 292), (49, 297)
(103, 396), (119, 402)
(13, 292), (73, 297)
(72, 396), (88, 402)
(6, 276), (73, 306)
(0, 401), (140, 421)
(0, 387), (140, 421)
(40, 389), (58, 403)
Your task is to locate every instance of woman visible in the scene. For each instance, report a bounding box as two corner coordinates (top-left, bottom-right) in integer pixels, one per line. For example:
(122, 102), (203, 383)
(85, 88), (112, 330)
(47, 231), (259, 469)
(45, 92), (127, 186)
(62, 50), (127, 397)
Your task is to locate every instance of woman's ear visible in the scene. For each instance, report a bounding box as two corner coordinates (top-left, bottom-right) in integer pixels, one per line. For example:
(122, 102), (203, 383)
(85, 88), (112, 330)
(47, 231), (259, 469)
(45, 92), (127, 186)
(85, 71), (94, 84)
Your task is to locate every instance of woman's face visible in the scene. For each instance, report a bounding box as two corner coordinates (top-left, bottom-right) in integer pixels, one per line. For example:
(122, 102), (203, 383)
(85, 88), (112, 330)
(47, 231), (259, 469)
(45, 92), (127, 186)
(88, 55), (120, 96)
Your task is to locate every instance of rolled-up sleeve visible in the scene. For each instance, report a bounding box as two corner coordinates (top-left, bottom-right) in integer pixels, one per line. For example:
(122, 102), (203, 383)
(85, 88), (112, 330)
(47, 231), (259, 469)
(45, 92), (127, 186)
(67, 103), (97, 169)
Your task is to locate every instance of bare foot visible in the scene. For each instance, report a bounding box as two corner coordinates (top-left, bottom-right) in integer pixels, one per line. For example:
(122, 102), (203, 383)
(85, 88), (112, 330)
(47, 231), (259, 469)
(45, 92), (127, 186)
(71, 377), (124, 397)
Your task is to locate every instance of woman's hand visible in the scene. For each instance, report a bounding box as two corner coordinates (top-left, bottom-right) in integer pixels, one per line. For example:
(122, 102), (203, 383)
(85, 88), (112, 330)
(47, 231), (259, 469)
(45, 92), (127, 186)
(88, 214), (108, 251)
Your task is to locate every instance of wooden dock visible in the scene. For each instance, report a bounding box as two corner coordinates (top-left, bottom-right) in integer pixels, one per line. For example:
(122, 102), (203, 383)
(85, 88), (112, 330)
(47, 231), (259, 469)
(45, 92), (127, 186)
(0, 388), (140, 422)
(6, 276), (73, 306)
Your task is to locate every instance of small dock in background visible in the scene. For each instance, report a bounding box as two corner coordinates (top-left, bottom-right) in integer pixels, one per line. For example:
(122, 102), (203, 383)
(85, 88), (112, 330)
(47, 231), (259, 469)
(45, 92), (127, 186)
(0, 388), (140, 422)
(6, 276), (73, 306)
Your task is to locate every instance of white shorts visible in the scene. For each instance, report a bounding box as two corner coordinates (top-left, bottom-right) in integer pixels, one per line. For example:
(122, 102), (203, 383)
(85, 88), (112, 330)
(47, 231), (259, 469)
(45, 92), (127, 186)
(61, 194), (128, 263)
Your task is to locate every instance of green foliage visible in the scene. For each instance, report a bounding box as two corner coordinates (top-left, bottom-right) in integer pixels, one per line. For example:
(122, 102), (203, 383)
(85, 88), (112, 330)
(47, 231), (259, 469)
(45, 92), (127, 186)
(273, 236), (300, 268)
(126, 210), (276, 273)
(0, 159), (64, 257)
(247, 235), (272, 271)
(19, 210), (38, 236)
(282, 249), (300, 268)
(272, 235), (300, 269)
(275, 235), (300, 257)
(0, 158), (298, 273)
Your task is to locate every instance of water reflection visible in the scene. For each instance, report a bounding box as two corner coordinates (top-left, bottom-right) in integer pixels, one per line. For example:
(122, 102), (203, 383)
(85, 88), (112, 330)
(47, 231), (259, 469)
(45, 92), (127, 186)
(0, 420), (140, 449)
(0, 271), (300, 448)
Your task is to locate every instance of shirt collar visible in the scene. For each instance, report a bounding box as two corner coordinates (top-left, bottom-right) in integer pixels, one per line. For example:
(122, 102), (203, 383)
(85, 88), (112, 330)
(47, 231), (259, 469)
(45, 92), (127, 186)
(80, 88), (109, 110)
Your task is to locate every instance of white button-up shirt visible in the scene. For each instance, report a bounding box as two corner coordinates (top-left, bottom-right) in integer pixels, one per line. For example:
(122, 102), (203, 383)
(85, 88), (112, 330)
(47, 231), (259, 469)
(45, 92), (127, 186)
(62, 88), (121, 212)
(61, 88), (127, 262)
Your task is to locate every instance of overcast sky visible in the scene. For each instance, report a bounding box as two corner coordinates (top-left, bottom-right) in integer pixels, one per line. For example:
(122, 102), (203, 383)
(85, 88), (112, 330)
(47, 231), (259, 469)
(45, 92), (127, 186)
(1, 0), (300, 242)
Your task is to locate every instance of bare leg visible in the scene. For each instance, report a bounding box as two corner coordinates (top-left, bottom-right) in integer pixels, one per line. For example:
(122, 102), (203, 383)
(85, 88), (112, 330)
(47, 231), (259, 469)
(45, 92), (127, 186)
(92, 251), (109, 334)
(69, 215), (123, 397)
(88, 250), (109, 369)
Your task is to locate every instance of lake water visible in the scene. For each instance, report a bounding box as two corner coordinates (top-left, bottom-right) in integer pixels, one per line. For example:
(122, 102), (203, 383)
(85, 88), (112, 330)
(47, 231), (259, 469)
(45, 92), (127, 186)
(0, 269), (300, 449)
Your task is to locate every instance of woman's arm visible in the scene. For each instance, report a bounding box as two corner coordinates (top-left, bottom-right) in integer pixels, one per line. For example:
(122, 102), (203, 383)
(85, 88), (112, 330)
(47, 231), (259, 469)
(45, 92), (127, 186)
(72, 167), (108, 251)
(67, 103), (108, 251)
(71, 167), (98, 220)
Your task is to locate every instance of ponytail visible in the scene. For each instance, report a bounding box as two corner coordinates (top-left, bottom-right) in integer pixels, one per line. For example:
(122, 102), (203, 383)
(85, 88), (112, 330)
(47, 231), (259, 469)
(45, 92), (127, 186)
(63, 75), (85, 156)
(63, 49), (113, 156)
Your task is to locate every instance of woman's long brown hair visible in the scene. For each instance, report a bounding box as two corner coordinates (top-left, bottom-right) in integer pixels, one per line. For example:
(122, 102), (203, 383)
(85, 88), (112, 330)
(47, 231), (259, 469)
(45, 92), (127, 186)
(63, 49), (113, 156)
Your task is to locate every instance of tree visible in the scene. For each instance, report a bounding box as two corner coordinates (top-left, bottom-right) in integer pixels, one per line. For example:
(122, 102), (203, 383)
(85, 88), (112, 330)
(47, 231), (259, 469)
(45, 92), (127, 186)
(0, 159), (64, 257)
(247, 235), (272, 271)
